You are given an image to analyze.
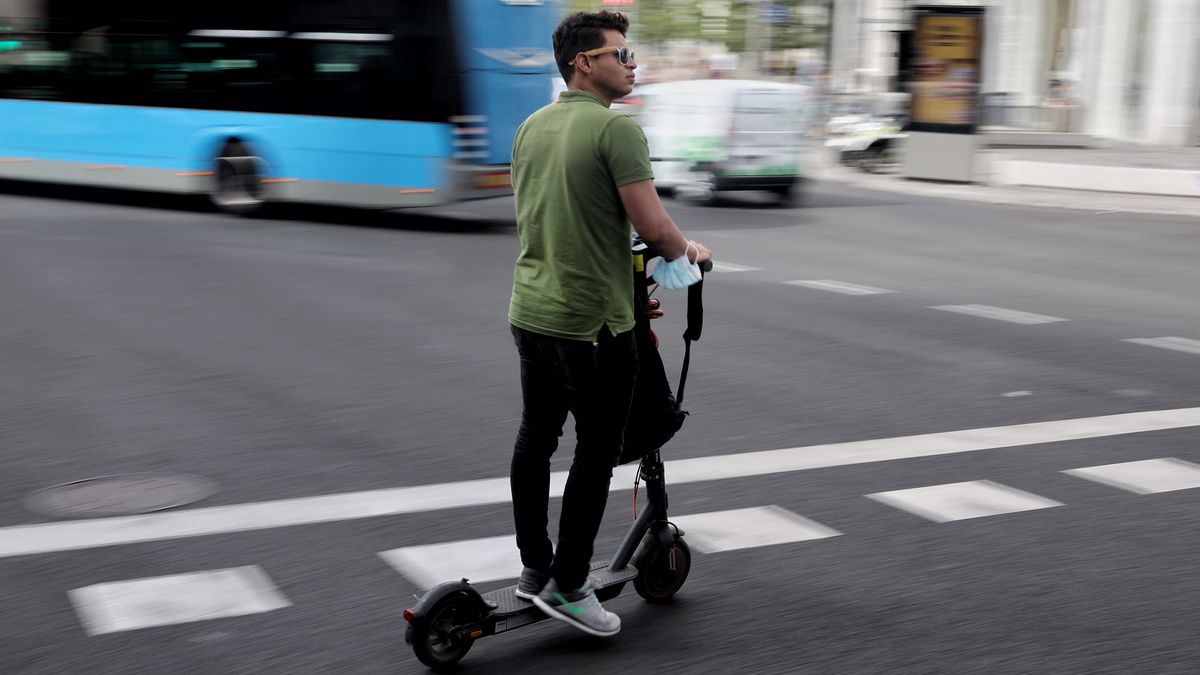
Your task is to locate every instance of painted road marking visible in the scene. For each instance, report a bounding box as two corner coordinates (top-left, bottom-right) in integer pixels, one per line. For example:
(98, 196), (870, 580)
(1063, 458), (1200, 495)
(782, 279), (896, 295)
(671, 506), (841, 553)
(931, 304), (1068, 325)
(4, 407), (1200, 558)
(866, 480), (1063, 523)
(1124, 337), (1200, 356)
(379, 507), (837, 589)
(712, 262), (761, 273)
(379, 536), (521, 589)
(68, 566), (290, 635)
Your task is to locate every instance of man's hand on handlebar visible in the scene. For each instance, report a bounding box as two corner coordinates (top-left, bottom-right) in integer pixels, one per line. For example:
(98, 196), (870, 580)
(687, 240), (713, 267)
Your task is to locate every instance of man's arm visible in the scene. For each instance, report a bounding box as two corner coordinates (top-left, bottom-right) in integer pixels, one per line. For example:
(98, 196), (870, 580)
(618, 179), (711, 263)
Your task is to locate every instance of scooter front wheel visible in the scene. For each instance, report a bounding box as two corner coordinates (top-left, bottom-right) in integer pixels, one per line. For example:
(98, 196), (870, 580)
(633, 537), (691, 603)
(411, 592), (478, 671)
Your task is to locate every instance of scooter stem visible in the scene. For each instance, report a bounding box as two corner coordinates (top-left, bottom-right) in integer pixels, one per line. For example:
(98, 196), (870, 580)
(609, 452), (668, 570)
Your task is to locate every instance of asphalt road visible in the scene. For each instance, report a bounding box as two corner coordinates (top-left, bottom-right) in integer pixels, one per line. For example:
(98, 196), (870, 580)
(2, 180), (1199, 674)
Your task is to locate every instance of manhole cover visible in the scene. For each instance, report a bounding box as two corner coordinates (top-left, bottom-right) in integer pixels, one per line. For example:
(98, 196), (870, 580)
(25, 473), (218, 518)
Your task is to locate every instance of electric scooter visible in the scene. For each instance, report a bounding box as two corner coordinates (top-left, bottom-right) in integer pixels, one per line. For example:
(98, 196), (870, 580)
(402, 241), (711, 671)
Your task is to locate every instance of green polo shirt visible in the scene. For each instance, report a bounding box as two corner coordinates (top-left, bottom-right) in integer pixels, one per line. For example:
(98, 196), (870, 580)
(508, 90), (654, 342)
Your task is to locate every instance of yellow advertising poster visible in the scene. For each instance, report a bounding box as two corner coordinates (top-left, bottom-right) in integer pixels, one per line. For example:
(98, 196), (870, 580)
(911, 14), (981, 127)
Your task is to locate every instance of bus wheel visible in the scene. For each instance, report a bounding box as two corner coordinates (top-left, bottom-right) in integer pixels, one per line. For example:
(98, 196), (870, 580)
(211, 143), (266, 215)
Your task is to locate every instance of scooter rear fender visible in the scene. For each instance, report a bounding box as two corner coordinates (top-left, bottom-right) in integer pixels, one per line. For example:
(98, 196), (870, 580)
(403, 579), (490, 644)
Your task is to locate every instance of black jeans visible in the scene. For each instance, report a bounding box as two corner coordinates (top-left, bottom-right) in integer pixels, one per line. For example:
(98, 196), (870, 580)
(510, 324), (638, 591)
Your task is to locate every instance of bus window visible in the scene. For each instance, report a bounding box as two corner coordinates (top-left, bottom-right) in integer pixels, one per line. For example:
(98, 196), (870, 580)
(292, 38), (394, 119)
(179, 35), (286, 113)
(0, 34), (72, 101)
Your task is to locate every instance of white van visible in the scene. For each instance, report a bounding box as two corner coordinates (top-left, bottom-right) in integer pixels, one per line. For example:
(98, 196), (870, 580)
(621, 79), (814, 205)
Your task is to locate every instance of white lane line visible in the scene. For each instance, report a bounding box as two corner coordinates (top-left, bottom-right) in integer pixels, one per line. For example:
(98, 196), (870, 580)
(4, 406), (1200, 558)
(1124, 337), (1200, 356)
(866, 480), (1063, 523)
(931, 304), (1068, 325)
(671, 506), (840, 553)
(782, 279), (896, 295)
(68, 566), (290, 635)
(1063, 458), (1200, 495)
(380, 507), (839, 588)
(379, 536), (520, 590)
(712, 262), (761, 273)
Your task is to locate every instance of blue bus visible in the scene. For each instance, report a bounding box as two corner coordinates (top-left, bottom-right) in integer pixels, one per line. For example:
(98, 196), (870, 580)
(0, 0), (559, 211)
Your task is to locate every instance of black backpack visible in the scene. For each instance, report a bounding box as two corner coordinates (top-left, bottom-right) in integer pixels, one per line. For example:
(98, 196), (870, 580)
(618, 242), (706, 465)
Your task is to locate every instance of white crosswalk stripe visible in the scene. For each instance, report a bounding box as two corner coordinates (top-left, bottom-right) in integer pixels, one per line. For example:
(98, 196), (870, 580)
(1124, 337), (1200, 356)
(866, 480), (1063, 523)
(68, 566), (290, 636)
(1063, 458), (1200, 495)
(377, 506), (838, 590)
(670, 506), (841, 553)
(379, 535), (521, 589)
(783, 279), (897, 295)
(931, 304), (1068, 324)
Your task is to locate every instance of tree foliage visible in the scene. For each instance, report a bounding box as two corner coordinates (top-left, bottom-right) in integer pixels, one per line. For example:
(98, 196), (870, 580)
(565, 0), (826, 52)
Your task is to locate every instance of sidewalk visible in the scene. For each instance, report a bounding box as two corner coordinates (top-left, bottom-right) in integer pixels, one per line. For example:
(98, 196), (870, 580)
(816, 137), (1200, 217)
(987, 139), (1200, 199)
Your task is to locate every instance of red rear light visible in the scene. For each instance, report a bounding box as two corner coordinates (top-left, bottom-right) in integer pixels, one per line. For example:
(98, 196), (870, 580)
(403, 609), (416, 622)
(472, 170), (511, 190)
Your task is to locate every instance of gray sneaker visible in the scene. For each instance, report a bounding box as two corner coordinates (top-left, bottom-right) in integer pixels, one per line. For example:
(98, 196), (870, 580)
(531, 579), (621, 637)
(514, 567), (550, 600)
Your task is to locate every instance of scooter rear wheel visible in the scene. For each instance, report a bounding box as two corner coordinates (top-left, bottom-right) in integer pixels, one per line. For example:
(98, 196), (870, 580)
(633, 537), (691, 603)
(411, 592), (477, 671)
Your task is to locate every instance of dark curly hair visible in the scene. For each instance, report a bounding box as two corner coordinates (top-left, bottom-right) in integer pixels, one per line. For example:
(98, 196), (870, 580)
(552, 11), (629, 84)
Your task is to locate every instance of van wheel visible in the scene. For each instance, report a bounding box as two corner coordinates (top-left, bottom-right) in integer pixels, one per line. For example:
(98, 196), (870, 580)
(211, 142), (266, 215)
(771, 185), (803, 207)
(677, 182), (717, 206)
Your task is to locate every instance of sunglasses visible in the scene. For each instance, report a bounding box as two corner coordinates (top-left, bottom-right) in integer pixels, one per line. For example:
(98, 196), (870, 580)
(578, 45), (636, 65)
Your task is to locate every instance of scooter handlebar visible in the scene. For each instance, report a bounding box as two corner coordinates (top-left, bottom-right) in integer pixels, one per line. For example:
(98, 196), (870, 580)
(632, 242), (713, 271)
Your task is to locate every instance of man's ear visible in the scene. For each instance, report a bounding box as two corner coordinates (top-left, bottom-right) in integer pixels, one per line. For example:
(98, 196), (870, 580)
(573, 53), (591, 77)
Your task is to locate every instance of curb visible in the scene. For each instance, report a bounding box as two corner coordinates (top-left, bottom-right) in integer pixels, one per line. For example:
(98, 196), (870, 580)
(992, 160), (1200, 199)
(815, 154), (1200, 218)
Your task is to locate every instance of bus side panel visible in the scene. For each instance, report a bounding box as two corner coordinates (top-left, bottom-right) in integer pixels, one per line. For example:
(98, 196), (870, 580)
(186, 116), (453, 188)
(0, 100), (455, 201)
(291, 119), (449, 190)
(463, 72), (553, 164)
(187, 126), (285, 177)
(1, 100), (194, 170)
(449, 0), (559, 166)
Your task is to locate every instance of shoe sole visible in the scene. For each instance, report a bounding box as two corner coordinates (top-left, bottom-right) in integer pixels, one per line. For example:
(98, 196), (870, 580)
(514, 588), (537, 601)
(531, 595), (621, 637)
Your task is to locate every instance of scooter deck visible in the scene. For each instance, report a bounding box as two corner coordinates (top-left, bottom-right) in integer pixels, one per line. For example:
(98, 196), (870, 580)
(481, 560), (639, 616)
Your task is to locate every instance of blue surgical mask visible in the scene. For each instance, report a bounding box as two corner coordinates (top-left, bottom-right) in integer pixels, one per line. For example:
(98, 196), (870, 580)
(651, 244), (703, 290)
